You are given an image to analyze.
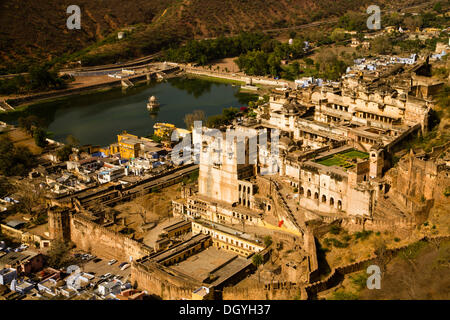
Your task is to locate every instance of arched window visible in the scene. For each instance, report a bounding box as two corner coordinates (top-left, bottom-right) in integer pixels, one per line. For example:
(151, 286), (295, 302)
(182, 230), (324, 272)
(322, 195), (327, 203)
(299, 187), (304, 195)
(314, 192), (319, 200)
(330, 197), (335, 206)
(307, 190), (311, 198)
(337, 200), (342, 210)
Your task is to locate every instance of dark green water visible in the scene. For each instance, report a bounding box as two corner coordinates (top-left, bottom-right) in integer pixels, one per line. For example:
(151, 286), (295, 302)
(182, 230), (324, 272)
(1, 77), (257, 146)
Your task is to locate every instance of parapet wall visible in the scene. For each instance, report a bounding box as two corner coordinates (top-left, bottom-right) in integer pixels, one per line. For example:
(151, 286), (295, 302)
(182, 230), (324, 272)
(70, 214), (152, 262)
(222, 284), (300, 300)
(131, 260), (200, 300)
(221, 235), (450, 300)
(304, 235), (450, 297)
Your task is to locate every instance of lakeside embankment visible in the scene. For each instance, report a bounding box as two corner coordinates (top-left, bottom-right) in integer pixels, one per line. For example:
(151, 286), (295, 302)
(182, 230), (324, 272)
(0, 76), (257, 146)
(0, 65), (181, 112)
(0, 62), (287, 114)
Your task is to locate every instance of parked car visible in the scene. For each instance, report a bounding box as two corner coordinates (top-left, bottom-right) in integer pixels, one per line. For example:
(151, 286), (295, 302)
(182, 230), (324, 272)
(120, 263), (130, 271)
(118, 262), (127, 269)
(101, 273), (112, 279)
(93, 258), (102, 263)
(108, 259), (117, 265)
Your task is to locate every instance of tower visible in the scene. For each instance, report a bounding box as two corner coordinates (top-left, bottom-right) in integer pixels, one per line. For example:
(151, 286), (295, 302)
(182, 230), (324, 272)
(369, 145), (384, 179)
(48, 206), (71, 242)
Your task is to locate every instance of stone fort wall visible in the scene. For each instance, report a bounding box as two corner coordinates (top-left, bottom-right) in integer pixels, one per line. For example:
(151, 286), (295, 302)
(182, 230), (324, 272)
(221, 235), (450, 300)
(130, 261), (199, 300)
(69, 214), (152, 262)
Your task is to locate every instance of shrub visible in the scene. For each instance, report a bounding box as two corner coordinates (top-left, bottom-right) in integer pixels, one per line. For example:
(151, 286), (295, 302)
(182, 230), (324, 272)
(330, 225), (341, 235)
(399, 240), (427, 260)
(343, 235), (352, 242)
(350, 272), (369, 290)
(0, 136), (36, 176)
(354, 230), (373, 241)
(330, 290), (358, 300)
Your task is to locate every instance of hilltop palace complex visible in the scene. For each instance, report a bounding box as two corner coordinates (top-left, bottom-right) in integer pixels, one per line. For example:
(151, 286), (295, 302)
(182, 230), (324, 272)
(173, 57), (447, 239)
(45, 57), (449, 300)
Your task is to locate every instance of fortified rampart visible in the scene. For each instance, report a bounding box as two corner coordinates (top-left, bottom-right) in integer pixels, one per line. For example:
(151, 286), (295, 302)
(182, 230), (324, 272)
(221, 235), (450, 300)
(69, 214), (152, 262)
(222, 283), (300, 300)
(304, 235), (450, 298)
(130, 261), (200, 300)
(394, 145), (450, 203)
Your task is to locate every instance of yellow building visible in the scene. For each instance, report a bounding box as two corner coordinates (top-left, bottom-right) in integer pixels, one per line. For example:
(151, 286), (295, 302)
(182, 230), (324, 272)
(153, 123), (175, 139)
(117, 131), (141, 159)
(423, 27), (440, 34)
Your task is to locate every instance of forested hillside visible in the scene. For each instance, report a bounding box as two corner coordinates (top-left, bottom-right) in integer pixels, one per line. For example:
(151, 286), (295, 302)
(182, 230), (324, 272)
(0, 0), (431, 73)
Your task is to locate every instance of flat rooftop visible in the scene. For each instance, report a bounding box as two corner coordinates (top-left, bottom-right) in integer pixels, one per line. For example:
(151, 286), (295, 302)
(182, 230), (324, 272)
(170, 247), (237, 282)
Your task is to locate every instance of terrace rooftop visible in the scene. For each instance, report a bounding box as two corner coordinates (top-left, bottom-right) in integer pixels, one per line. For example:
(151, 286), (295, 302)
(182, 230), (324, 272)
(314, 149), (369, 169)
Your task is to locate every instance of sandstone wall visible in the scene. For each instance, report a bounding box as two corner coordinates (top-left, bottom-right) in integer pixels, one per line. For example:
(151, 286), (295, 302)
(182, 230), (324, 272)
(222, 284), (301, 300)
(70, 215), (152, 262)
(304, 235), (450, 298)
(130, 261), (199, 300)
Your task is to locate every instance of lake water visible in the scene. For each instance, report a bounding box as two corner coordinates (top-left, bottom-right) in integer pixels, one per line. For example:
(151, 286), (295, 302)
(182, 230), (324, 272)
(2, 77), (257, 146)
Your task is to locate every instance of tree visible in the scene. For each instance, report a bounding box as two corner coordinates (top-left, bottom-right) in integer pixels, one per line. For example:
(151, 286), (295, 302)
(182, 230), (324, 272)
(315, 49), (348, 80)
(16, 183), (44, 216)
(0, 136), (35, 176)
(46, 240), (76, 269)
(371, 36), (394, 55)
(29, 65), (65, 91)
(330, 28), (347, 43)
(0, 177), (13, 198)
(263, 235), (273, 248)
(18, 115), (45, 134)
(252, 253), (264, 283)
(338, 11), (366, 31)
(433, 2), (442, 13)
(56, 144), (73, 161)
(33, 127), (48, 148)
(403, 16), (423, 31)
(304, 58), (314, 66)
(184, 110), (206, 130)
(374, 239), (390, 273)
